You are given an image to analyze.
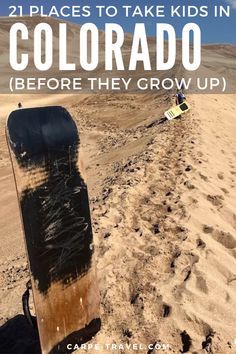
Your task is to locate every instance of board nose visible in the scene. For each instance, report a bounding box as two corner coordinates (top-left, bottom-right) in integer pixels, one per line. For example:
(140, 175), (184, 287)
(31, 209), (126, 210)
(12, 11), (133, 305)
(6, 106), (79, 164)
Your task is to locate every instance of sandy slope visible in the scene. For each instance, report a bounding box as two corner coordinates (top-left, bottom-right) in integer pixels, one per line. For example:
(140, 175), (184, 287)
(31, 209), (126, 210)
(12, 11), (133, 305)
(76, 94), (236, 354)
(0, 93), (236, 354)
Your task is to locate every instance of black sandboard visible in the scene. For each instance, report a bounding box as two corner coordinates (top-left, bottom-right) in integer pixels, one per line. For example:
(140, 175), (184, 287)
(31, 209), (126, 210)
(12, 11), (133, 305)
(6, 106), (100, 354)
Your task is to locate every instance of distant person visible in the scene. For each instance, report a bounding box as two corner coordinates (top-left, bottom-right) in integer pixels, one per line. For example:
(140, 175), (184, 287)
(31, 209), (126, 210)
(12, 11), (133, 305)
(175, 90), (186, 105)
(18, 102), (22, 109)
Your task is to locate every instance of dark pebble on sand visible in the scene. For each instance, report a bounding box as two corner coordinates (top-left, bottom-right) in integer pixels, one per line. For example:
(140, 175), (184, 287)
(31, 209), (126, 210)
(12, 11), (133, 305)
(185, 165), (192, 172)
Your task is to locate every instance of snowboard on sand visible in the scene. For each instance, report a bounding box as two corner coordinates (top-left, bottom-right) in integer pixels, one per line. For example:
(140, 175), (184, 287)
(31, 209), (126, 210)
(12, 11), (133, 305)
(164, 101), (190, 120)
(6, 106), (101, 354)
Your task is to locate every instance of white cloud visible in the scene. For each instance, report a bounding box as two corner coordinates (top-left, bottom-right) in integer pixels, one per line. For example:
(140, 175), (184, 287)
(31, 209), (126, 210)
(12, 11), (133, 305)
(226, 0), (236, 9)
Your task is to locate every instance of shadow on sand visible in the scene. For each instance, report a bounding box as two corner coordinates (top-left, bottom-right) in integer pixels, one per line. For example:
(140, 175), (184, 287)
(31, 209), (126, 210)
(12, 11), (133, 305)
(146, 117), (168, 128)
(0, 315), (41, 354)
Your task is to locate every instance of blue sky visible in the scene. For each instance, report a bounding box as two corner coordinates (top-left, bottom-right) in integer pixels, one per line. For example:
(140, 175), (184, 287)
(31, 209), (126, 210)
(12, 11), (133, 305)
(1, 0), (236, 44)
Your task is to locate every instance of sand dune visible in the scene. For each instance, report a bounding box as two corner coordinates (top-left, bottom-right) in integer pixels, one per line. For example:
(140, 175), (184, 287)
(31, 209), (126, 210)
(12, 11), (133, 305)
(0, 92), (236, 354)
(0, 15), (236, 354)
(0, 16), (236, 93)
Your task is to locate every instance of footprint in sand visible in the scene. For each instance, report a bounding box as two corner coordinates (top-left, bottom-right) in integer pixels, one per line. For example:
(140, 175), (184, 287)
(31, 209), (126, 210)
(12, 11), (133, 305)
(184, 180), (195, 190)
(203, 225), (214, 234)
(170, 249), (181, 269)
(174, 252), (199, 283)
(206, 194), (224, 207)
(212, 230), (236, 249)
(202, 225), (236, 250)
(183, 266), (192, 282)
(196, 238), (206, 249)
(195, 272), (208, 294)
(188, 197), (198, 206)
(162, 303), (172, 317)
(221, 187), (229, 195)
(199, 173), (208, 181)
(197, 151), (204, 158)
